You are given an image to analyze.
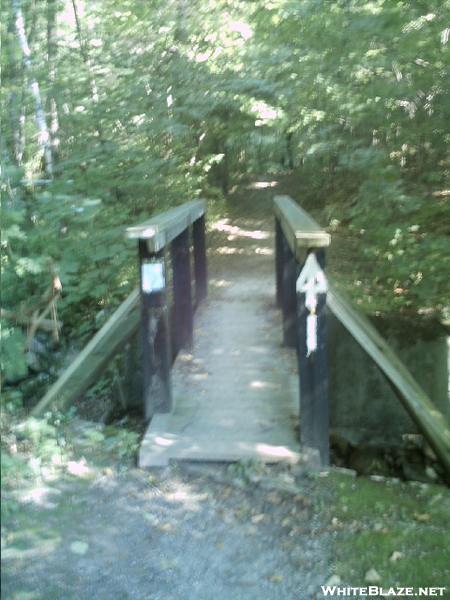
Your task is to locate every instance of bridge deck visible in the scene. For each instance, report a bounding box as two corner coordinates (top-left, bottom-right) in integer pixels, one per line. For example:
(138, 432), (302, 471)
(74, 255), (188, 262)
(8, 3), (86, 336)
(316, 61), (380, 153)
(139, 212), (302, 467)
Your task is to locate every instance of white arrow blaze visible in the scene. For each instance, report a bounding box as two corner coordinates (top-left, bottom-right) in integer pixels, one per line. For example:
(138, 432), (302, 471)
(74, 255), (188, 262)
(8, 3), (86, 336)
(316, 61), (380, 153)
(296, 253), (328, 356)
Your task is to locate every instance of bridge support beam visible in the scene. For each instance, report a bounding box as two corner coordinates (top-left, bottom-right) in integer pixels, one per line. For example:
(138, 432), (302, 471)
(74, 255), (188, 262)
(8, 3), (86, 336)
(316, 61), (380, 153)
(297, 249), (329, 466)
(273, 197), (331, 465)
(275, 218), (284, 308)
(281, 227), (298, 348)
(173, 228), (194, 354)
(139, 240), (172, 420)
(127, 200), (207, 421)
(193, 214), (208, 309)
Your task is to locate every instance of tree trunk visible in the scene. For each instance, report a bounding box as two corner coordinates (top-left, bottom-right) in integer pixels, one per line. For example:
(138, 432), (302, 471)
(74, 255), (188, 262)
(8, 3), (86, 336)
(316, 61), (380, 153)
(13, 0), (53, 177)
(71, 0), (104, 144)
(47, 0), (60, 166)
(8, 20), (26, 166)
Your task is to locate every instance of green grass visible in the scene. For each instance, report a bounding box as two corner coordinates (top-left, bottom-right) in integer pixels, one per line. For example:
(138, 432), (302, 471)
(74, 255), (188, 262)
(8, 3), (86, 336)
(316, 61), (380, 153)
(326, 472), (450, 590)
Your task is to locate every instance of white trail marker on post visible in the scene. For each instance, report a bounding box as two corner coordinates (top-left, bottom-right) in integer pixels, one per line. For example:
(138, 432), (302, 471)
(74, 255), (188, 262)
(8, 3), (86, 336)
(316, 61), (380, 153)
(296, 253), (327, 356)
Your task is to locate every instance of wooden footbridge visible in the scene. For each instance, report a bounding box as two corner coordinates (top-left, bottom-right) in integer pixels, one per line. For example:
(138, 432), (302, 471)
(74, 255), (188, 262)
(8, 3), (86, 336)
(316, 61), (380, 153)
(32, 197), (450, 478)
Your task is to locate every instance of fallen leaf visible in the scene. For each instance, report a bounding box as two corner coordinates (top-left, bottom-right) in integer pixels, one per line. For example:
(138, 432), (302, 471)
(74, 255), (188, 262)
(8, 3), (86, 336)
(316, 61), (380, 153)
(390, 551), (403, 564)
(158, 523), (171, 532)
(219, 509), (234, 524)
(293, 494), (311, 506)
(282, 517), (291, 527)
(144, 513), (157, 524)
(414, 512), (431, 522)
(324, 575), (341, 587)
(268, 575), (283, 583)
(350, 520), (364, 533)
(251, 514), (265, 524)
(330, 517), (342, 532)
(222, 487), (232, 499)
(160, 558), (177, 571)
(291, 525), (308, 534)
(268, 493), (281, 505)
(70, 541), (89, 555)
(365, 568), (381, 584)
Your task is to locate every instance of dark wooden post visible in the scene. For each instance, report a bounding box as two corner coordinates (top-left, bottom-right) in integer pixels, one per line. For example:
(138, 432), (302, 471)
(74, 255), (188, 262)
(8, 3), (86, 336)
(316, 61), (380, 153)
(172, 228), (194, 354)
(275, 217), (284, 308)
(297, 249), (329, 465)
(193, 214), (208, 309)
(139, 240), (172, 420)
(282, 230), (297, 348)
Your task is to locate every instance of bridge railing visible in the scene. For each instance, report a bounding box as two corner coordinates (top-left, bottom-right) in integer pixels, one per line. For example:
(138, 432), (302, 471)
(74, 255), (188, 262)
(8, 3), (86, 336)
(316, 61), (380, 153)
(126, 199), (207, 421)
(274, 195), (450, 478)
(274, 195), (331, 465)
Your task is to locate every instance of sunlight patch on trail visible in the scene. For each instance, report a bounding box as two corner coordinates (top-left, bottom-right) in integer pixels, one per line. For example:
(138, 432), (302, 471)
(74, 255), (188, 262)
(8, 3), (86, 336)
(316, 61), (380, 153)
(215, 246), (245, 254)
(209, 279), (235, 288)
(213, 218), (270, 240)
(246, 181), (278, 189)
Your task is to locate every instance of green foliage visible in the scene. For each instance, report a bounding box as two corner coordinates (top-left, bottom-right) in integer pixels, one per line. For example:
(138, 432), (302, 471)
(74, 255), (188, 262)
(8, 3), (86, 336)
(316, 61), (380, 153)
(1, 412), (66, 519)
(103, 427), (140, 457)
(1, 0), (449, 398)
(328, 472), (450, 589)
(256, 0), (450, 314)
(227, 458), (265, 483)
(1, 329), (29, 381)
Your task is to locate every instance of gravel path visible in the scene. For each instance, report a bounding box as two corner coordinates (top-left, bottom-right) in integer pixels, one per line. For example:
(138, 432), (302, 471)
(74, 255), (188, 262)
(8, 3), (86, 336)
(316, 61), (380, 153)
(2, 459), (334, 600)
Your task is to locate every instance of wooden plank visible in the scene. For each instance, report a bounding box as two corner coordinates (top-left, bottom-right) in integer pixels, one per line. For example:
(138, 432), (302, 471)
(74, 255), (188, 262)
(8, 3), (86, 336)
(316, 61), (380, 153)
(273, 196), (330, 262)
(327, 282), (450, 478)
(193, 214), (208, 308)
(126, 199), (207, 253)
(31, 289), (141, 417)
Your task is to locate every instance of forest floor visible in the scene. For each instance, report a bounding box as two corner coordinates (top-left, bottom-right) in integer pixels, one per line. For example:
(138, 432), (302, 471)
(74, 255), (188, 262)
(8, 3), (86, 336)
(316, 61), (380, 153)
(2, 174), (450, 599)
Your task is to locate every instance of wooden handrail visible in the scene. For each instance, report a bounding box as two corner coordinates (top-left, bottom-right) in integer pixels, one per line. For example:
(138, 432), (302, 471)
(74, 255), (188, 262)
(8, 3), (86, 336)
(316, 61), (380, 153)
(126, 199), (207, 253)
(273, 195), (330, 262)
(130, 199), (208, 419)
(274, 195), (330, 463)
(274, 194), (450, 478)
(33, 199), (208, 419)
(327, 281), (450, 479)
(32, 289), (141, 416)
